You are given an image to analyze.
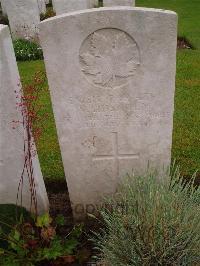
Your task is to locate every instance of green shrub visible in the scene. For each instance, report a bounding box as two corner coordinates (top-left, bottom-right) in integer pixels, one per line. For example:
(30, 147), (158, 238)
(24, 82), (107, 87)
(0, 204), (31, 249)
(94, 168), (200, 265)
(0, 211), (82, 265)
(13, 39), (43, 61)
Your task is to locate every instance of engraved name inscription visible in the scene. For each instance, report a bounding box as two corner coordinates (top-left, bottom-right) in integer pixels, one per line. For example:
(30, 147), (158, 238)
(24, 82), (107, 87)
(66, 92), (171, 129)
(67, 93), (132, 128)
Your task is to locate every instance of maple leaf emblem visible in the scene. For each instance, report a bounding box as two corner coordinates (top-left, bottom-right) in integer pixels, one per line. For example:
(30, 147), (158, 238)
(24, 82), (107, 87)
(80, 30), (140, 88)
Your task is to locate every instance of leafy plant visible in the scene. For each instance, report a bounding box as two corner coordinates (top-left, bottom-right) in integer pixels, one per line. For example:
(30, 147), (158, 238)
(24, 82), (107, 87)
(93, 167), (200, 265)
(0, 205), (31, 250)
(0, 212), (82, 265)
(13, 39), (43, 61)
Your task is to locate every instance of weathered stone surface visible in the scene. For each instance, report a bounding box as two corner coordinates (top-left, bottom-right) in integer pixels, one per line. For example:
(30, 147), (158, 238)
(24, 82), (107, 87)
(38, 0), (46, 14)
(52, 0), (92, 15)
(0, 25), (49, 214)
(40, 7), (177, 219)
(0, 0), (7, 15)
(3, 0), (40, 42)
(104, 0), (135, 6)
(88, 0), (99, 8)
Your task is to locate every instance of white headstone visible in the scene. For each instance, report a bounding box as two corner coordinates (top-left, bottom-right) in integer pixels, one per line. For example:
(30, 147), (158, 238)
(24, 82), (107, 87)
(52, 0), (92, 15)
(0, 0), (7, 15)
(0, 25), (49, 214)
(38, 0), (46, 14)
(40, 7), (177, 220)
(104, 0), (135, 6)
(88, 0), (99, 8)
(3, 0), (40, 42)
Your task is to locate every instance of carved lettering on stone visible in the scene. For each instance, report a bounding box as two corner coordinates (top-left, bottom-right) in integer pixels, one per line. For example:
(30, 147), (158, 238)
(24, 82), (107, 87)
(39, 8), (177, 220)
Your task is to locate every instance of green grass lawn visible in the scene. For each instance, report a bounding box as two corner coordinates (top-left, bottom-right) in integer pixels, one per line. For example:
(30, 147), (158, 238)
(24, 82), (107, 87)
(18, 0), (200, 180)
(174, 51), (200, 177)
(138, 0), (200, 49)
(137, 0), (200, 177)
(18, 61), (65, 181)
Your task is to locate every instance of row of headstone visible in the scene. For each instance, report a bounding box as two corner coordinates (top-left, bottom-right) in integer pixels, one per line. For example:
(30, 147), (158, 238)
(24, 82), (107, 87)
(1, 0), (47, 16)
(52, 0), (96, 15)
(39, 6), (177, 220)
(52, 0), (135, 15)
(0, 25), (49, 214)
(1, 0), (48, 42)
(1, 0), (136, 42)
(2, 0), (41, 42)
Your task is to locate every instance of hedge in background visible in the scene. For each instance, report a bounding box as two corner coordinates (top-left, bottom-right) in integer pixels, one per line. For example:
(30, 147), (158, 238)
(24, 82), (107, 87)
(13, 39), (43, 61)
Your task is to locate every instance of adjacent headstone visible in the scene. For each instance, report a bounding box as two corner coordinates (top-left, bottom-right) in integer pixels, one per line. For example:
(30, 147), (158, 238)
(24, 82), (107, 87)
(3, 0), (40, 42)
(0, 25), (49, 214)
(52, 0), (92, 15)
(0, 0), (7, 15)
(104, 0), (135, 6)
(38, 0), (46, 14)
(40, 7), (177, 220)
(88, 0), (99, 8)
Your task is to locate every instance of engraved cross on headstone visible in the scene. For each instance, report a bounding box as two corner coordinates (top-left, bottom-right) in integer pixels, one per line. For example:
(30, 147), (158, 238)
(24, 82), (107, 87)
(93, 132), (139, 178)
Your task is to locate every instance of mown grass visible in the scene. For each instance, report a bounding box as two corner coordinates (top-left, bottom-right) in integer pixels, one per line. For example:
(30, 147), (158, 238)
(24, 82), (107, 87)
(137, 0), (200, 177)
(138, 0), (200, 49)
(174, 50), (200, 177)
(18, 0), (200, 180)
(18, 60), (65, 181)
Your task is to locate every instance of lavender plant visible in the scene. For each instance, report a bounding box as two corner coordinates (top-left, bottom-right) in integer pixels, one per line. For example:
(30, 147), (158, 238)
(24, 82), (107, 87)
(94, 167), (200, 265)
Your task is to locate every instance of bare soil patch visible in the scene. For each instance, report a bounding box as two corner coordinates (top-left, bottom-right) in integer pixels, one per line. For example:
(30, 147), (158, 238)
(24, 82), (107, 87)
(177, 37), (193, 49)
